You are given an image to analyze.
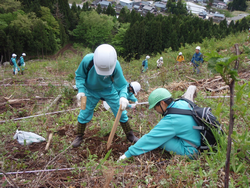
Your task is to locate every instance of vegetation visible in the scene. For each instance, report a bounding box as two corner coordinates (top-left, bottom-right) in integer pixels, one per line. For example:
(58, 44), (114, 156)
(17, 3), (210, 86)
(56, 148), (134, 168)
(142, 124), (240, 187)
(1, 0), (249, 62)
(228, 0), (247, 11)
(0, 31), (249, 187)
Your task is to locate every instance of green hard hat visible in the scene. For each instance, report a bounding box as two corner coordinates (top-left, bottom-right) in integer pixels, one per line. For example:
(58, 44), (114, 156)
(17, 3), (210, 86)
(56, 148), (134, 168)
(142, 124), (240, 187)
(148, 88), (172, 109)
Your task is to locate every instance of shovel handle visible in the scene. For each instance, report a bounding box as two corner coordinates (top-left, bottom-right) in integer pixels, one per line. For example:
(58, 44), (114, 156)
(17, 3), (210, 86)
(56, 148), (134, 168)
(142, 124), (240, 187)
(81, 96), (87, 110)
(107, 105), (122, 150)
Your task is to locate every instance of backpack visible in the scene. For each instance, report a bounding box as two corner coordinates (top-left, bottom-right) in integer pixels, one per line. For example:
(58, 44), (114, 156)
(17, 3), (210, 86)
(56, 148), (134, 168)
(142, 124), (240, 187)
(142, 60), (146, 67)
(10, 58), (14, 65)
(165, 98), (224, 152)
(17, 60), (21, 66)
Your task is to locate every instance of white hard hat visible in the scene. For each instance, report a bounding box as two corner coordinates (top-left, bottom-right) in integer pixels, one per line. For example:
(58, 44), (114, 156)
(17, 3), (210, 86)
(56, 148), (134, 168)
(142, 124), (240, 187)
(160, 57), (163, 60)
(179, 52), (182, 55)
(22, 53), (26, 56)
(196, 46), (201, 50)
(130, 81), (141, 95)
(93, 44), (117, 76)
(12, 53), (17, 57)
(146, 55), (150, 59)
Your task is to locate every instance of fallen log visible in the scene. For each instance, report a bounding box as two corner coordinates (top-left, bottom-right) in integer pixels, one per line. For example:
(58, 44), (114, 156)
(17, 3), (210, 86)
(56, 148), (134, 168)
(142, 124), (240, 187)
(0, 83), (70, 87)
(204, 96), (232, 99)
(0, 108), (79, 124)
(37, 95), (62, 114)
(0, 99), (30, 107)
(206, 86), (229, 92)
(182, 85), (197, 102)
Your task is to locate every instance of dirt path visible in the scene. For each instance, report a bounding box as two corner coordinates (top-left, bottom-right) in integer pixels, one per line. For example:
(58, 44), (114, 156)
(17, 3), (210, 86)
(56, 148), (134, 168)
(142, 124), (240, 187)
(27, 44), (83, 60)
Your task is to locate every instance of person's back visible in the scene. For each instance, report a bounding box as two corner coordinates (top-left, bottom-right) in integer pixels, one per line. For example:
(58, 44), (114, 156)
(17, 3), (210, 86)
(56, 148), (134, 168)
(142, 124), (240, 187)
(176, 55), (184, 63)
(156, 57), (163, 68)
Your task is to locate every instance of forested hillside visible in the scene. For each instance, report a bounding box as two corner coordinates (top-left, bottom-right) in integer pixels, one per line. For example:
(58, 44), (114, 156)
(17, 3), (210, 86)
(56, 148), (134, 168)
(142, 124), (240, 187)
(0, 0), (249, 62)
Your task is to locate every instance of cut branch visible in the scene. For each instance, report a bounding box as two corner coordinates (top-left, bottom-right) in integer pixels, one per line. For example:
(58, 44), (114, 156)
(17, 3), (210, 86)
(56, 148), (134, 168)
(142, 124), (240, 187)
(37, 94), (62, 114)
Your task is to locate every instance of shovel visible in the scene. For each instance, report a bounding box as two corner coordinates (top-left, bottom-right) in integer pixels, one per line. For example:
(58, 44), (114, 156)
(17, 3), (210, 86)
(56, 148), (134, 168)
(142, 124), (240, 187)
(107, 105), (122, 150)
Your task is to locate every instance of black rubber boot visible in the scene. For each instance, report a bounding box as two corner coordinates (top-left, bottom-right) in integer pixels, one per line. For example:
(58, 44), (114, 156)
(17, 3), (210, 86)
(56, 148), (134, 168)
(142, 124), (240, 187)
(120, 121), (139, 143)
(21, 71), (24, 75)
(72, 122), (86, 148)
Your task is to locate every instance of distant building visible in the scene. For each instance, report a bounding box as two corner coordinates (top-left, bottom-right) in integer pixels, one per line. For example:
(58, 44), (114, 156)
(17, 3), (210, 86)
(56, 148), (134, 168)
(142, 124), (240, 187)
(133, 5), (140, 10)
(120, 0), (133, 9)
(143, 5), (154, 13)
(186, 2), (206, 15)
(154, 2), (166, 11)
(115, 4), (124, 14)
(213, 13), (225, 22)
(98, 1), (111, 8)
(217, 3), (227, 9)
(141, 1), (151, 6)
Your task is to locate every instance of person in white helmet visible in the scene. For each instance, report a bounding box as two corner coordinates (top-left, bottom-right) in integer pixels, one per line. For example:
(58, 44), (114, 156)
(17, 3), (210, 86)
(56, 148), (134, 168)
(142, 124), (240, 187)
(142, 55), (150, 73)
(19, 53), (26, 75)
(73, 44), (139, 147)
(191, 46), (203, 74)
(11, 54), (19, 75)
(156, 57), (163, 68)
(176, 52), (185, 63)
(103, 81), (141, 109)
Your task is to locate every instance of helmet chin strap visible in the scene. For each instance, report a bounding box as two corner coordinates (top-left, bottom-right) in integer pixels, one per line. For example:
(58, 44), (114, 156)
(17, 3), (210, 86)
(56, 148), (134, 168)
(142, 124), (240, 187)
(160, 104), (167, 116)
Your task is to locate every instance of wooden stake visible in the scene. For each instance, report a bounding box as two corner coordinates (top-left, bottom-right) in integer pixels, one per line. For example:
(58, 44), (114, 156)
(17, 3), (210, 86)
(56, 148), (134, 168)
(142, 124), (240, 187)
(107, 105), (122, 150)
(81, 96), (87, 110)
(45, 133), (53, 151)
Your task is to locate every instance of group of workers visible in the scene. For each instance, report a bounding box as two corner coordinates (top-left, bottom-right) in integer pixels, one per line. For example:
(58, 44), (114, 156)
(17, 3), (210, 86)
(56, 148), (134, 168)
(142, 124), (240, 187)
(10, 53), (26, 75)
(73, 44), (201, 161)
(142, 46), (203, 74)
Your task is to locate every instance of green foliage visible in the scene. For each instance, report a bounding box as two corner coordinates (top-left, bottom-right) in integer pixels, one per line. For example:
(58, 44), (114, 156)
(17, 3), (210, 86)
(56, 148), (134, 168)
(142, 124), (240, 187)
(73, 11), (114, 49)
(228, 0), (247, 11)
(0, 0), (21, 13)
(205, 51), (239, 84)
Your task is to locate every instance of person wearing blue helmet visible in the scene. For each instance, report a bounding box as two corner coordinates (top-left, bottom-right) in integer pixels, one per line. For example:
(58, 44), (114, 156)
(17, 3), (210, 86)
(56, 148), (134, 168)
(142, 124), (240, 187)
(118, 88), (201, 161)
(72, 44), (139, 147)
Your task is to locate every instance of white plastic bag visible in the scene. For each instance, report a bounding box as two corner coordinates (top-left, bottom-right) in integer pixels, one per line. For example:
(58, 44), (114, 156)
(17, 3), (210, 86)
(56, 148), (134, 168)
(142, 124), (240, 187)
(13, 130), (46, 145)
(15, 68), (18, 75)
(23, 62), (25, 67)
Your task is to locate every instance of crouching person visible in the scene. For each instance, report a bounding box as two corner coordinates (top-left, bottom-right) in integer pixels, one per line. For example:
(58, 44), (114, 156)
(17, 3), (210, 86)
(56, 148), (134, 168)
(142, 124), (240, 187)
(72, 44), (139, 148)
(118, 88), (200, 161)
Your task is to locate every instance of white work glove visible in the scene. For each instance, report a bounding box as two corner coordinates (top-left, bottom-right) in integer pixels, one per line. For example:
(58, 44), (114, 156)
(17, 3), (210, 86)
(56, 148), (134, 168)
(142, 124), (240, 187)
(117, 154), (127, 162)
(76, 93), (85, 107)
(15, 68), (18, 75)
(119, 97), (129, 110)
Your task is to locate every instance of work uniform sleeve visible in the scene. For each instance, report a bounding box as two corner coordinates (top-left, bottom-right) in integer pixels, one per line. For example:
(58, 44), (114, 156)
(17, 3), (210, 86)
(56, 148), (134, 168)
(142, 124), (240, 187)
(125, 118), (175, 158)
(20, 57), (23, 64)
(12, 58), (17, 68)
(112, 61), (128, 99)
(128, 93), (138, 102)
(191, 54), (195, 63)
(75, 54), (93, 93)
(199, 53), (203, 63)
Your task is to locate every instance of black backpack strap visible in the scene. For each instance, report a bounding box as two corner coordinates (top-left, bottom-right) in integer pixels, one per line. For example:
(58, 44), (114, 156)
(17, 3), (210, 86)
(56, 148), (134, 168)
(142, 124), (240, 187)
(87, 59), (94, 73)
(166, 108), (193, 116)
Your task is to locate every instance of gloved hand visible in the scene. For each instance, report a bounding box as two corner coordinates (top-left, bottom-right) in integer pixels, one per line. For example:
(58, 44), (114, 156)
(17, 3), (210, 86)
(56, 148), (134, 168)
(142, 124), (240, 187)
(76, 93), (85, 107)
(119, 97), (128, 110)
(117, 154), (127, 162)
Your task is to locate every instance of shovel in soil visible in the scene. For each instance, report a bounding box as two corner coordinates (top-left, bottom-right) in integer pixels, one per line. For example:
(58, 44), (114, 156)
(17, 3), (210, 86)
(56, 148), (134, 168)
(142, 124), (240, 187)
(107, 105), (122, 150)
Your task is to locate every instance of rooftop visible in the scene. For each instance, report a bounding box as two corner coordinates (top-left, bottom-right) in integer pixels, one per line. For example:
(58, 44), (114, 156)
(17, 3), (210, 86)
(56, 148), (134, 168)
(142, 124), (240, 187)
(120, 0), (133, 3)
